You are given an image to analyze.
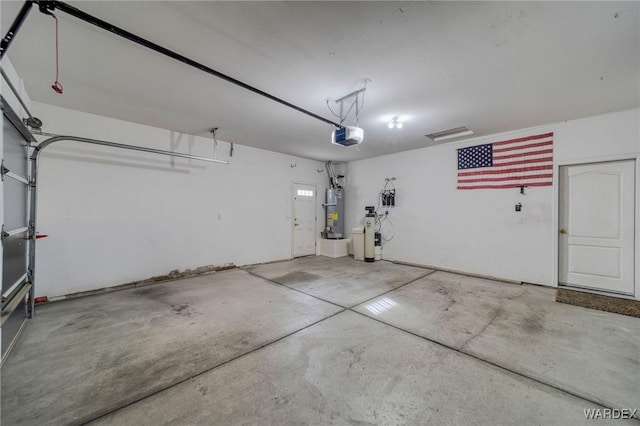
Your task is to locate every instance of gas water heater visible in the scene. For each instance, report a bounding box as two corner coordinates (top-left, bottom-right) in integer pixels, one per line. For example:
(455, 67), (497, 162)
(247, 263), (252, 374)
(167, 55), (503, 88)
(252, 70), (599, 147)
(322, 187), (345, 239)
(322, 162), (345, 239)
(364, 206), (376, 262)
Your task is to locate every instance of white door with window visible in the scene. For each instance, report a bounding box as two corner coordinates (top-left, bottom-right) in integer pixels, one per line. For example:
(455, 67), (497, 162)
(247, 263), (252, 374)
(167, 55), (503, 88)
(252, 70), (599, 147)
(292, 183), (316, 257)
(559, 160), (635, 295)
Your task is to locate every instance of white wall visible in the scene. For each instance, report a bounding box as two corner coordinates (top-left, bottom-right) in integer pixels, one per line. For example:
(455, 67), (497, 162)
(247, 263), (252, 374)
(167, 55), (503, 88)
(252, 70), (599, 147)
(32, 102), (328, 298)
(345, 108), (640, 289)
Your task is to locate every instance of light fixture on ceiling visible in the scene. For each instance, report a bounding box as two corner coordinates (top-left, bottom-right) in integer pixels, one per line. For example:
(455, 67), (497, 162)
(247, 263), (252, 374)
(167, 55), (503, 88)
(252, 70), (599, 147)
(426, 126), (474, 142)
(388, 116), (403, 129)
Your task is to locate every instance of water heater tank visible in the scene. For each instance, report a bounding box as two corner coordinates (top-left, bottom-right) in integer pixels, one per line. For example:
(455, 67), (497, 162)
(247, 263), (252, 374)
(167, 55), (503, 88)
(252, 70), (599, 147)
(322, 188), (345, 239)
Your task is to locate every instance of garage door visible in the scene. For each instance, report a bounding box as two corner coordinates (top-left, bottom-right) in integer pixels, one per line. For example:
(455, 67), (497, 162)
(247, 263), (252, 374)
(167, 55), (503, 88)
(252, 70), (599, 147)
(1, 97), (33, 363)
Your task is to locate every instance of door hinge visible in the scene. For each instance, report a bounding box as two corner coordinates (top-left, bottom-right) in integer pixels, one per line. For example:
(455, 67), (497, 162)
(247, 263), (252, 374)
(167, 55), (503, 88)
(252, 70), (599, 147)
(1, 225), (9, 243)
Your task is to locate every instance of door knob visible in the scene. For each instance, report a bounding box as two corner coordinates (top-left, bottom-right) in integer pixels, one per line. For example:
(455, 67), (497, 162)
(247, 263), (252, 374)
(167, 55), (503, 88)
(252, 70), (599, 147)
(559, 228), (567, 234)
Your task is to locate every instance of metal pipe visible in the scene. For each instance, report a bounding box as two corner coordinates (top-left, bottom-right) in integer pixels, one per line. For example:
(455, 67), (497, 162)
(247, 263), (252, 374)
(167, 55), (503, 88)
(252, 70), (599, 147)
(0, 1), (33, 60)
(38, 1), (342, 129)
(32, 135), (229, 165)
(27, 141), (38, 318)
(27, 134), (228, 317)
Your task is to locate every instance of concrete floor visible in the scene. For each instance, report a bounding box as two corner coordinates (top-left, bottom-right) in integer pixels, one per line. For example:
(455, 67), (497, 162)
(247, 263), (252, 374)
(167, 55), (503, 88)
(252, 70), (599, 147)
(1, 256), (638, 425)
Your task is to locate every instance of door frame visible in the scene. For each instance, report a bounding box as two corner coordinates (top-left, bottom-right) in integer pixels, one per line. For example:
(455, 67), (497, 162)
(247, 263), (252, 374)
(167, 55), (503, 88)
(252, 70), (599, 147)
(291, 181), (318, 259)
(554, 155), (639, 300)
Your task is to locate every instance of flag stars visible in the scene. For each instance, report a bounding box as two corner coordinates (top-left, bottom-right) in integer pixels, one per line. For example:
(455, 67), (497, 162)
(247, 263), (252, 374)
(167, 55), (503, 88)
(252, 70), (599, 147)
(458, 144), (493, 170)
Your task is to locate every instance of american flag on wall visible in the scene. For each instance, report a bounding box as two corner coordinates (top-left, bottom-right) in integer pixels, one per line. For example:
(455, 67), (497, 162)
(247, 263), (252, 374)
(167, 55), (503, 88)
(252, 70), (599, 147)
(457, 132), (554, 190)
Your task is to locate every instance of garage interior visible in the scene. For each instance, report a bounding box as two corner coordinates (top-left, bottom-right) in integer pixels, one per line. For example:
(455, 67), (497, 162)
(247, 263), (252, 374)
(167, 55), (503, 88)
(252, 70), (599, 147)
(1, 1), (639, 425)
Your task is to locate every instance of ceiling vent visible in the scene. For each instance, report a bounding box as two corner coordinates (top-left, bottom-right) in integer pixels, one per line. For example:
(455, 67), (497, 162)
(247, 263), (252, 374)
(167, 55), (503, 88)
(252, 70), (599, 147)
(425, 126), (474, 143)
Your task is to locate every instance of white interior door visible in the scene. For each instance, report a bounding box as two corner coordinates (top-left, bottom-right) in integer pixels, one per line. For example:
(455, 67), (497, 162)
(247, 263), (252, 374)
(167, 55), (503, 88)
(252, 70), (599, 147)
(292, 183), (316, 257)
(559, 160), (635, 295)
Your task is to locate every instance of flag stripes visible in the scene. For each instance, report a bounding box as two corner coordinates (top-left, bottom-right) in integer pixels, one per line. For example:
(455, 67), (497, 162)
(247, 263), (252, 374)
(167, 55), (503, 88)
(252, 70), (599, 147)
(457, 132), (553, 190)
(493, 140), (553, 153)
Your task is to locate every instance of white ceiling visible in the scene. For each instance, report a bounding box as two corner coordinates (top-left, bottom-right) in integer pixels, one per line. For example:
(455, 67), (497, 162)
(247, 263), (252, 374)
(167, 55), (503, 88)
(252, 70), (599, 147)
(2, 1), (639, 161)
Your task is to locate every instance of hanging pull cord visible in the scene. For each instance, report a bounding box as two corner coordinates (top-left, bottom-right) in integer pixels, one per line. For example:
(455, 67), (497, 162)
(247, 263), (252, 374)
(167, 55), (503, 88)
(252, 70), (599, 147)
(50, 13), (63, 94)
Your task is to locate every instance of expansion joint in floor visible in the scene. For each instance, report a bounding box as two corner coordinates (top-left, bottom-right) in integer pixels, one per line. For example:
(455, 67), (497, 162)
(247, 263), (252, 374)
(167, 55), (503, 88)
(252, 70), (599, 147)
(77, 308), (347, 425)
(348, 309), (630, 419)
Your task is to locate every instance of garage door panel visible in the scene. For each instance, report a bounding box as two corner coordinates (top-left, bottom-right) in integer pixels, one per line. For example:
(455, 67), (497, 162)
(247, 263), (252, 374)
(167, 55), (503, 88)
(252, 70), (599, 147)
(3, 177), (28, 231)
(1, 297), (28, 357)
(2, 117), (29, 178)
(2, 233), (28, 296)
(2, 97), (32, 362)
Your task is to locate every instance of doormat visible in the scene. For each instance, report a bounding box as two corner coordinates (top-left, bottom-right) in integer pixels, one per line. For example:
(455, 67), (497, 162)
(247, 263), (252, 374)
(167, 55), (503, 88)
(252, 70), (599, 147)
(556, 288), (640, 318)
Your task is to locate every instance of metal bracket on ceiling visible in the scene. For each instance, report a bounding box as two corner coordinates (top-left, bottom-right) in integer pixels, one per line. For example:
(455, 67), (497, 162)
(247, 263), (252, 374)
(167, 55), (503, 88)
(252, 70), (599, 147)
(210, 128), (219, 161)
(38, 1), (56, 16)
(328, 79), (370, 127)
(210, 127), (234, 159)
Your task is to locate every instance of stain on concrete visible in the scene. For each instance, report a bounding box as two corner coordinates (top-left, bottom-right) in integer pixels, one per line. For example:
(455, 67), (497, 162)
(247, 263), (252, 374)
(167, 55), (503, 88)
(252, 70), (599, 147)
(273, 395), (290, 405)
(198, 386), (208, 396)
(143, 264), (237, 283)
(55, 263), (236, 303)
(222, 330), (259, 351)
(434, 286), (451, 296)
(134, 286), (171, 299)
(340, 347), (365, 370)
(383, 375), (403, 394)
(272, 271), (320, 285)
(63, 321), (93, 331)
(433, 285), (456, 311)
(348, 416), (377, 426)
(80, 342), (214, 414)
(171, 304), (190, 315)
(522, 312), (545, 334)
